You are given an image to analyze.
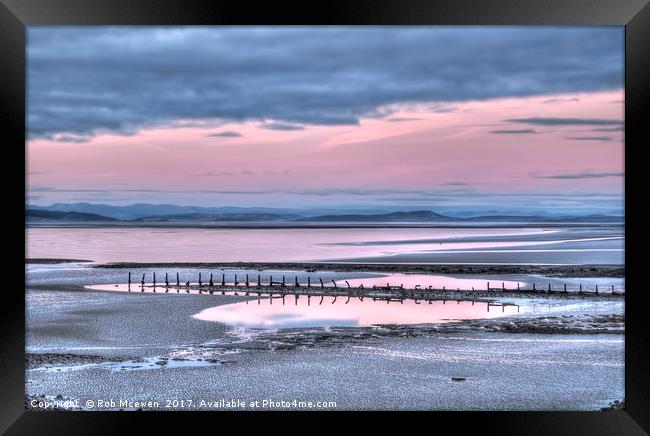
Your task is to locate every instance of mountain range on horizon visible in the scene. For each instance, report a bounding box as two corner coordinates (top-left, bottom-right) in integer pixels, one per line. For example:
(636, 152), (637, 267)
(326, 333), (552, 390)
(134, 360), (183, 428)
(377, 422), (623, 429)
(26, 203), (624, 224)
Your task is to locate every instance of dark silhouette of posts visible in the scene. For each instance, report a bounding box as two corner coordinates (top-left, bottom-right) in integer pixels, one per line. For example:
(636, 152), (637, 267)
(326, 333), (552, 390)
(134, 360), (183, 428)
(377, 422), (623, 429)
(209, 273), (214, 287)
(165, 273), (169, 287)
(141, 273), (145, 286)
(257, 274), (261, 287)
(295, 276), (299, 287)
(332, 280), (337, 288)
(176, 273), (180, 286)
(153, 273), (156, 287)
(235, 274), (239, 286)
(564, 284), (567, 293)
(282, 276), (285, 287)
(319, 278), (324, 288)
(222, 274), (225, 286)
(246, 274), (249, 287)
(308, 277), (311, 287)
(128, 272), (131, 286)
(198, 273), (202, 287)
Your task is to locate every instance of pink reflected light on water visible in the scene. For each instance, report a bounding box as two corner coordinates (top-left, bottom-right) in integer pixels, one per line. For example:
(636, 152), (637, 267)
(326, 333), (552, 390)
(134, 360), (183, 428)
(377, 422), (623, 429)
(191, 298), (519, 328)
(338, 274), (524, 291)
(27, 227), (550, 263)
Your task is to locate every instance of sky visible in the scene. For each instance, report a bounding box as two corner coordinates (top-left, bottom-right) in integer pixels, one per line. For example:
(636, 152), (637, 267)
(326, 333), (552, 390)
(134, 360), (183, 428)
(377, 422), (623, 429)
(26, 26), (625, 216)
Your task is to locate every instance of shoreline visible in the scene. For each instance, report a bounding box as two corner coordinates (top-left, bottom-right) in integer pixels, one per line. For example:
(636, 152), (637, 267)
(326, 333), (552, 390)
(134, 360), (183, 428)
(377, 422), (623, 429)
(79, 261), (625, 278)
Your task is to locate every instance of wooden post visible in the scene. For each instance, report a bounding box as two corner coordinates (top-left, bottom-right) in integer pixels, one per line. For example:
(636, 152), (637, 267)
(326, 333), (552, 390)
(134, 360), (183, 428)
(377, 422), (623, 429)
(153, 273), (156, 287)
(141, 273), (145, 286)
(487, 282), (490, 291)
(579, 284), (582, 293)
(176, 272), (180, 286)
(517, 283), (520, 291)
(533, 282), (536, 291)
(198, 273), (202, 287)
(222, 273), (225, 286)
(270, 275), (273, 287)
(564, 284), (567, 293)
(235, 274), (238, 286)
(502, 282), (505, 291)
(128, 272), (131, 286)
(548, 283), (551, 292)
(319, 278), (324, 288)
(595, 285), (599, 295)
(209, 273), (214, 287)
(308, 277), (311, 287)
(282, 276), (285, 287)
(295, 276), (299, 287)
(332, 280), (337, 288)
(319, 295), (324, 305)
(612, 285), (614, 293)
(165, 273), (169, 287)
(257, 274), (261, 287)
(332, 296), (337, 304)
(246, 274), (249, 287)
(345, 281), (350, 289)
(295, 294), (298, 305)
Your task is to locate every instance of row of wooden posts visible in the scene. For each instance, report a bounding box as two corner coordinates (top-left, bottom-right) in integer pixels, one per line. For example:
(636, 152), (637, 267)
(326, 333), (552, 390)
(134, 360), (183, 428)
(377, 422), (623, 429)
(126, 272), (622, 295)
(124, 271), (523, 309)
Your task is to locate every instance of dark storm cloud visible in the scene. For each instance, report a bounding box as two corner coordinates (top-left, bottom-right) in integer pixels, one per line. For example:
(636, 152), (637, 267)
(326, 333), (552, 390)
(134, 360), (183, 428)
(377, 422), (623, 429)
(259, 123), (305, 131)
(564, 136), (613, 141)
(541, 97), (580, 104)
(506, 117), (623, 126)
(205, 131), (243, 138)
(489, 129), (538, 134)
(531, 172), (623, 179)
(592, 126), (624, 132)
(386, 117), (422, 122)
(27, 27), (623, 141)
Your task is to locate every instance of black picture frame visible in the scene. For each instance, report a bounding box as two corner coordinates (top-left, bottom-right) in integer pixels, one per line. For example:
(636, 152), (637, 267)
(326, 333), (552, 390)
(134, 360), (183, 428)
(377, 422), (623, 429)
(2, 0), (648, 433)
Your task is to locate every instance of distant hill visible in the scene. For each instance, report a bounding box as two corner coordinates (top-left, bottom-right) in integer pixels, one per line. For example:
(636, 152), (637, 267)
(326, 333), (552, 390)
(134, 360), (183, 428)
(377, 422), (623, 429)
(26, 204), (624, 224)
(28, 203), (305, 220)
(463, 214), (623, 223)
(26, 209), (118, 222)
(132, 212), (301, 222)
(295, 210), (454, 222)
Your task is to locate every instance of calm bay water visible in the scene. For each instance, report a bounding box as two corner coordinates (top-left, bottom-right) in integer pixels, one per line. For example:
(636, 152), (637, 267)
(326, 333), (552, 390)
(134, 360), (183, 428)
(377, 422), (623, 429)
(26, 226), (624, 265)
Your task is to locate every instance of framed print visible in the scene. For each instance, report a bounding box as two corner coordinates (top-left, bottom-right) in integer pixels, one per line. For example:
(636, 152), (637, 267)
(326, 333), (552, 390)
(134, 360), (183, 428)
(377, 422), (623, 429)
(2, 0), (648, 433)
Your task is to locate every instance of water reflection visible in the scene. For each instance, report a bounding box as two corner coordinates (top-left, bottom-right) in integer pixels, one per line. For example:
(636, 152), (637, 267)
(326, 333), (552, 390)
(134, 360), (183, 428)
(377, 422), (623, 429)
(191, 298), (519, 328)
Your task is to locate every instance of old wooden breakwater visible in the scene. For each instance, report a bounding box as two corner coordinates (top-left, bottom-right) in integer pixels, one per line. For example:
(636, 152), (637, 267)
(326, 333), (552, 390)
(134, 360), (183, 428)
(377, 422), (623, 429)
(123, 272), (623, 303)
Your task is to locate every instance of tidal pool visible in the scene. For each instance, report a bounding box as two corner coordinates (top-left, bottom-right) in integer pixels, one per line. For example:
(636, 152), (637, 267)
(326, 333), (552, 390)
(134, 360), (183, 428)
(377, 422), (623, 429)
(191, 297), (519, 328)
